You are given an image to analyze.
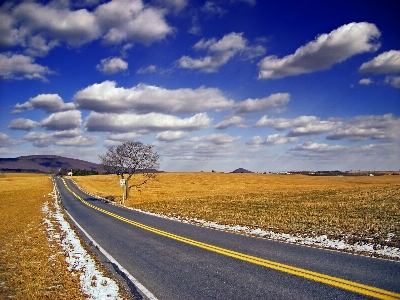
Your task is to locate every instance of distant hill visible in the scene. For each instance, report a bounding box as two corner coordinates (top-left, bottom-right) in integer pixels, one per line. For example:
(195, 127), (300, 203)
(231, 168), (253, 173)
(0, 155), (100, 174)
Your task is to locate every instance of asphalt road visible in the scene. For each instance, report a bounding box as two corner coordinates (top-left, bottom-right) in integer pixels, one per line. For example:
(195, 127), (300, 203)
(55, 177), (400, 300)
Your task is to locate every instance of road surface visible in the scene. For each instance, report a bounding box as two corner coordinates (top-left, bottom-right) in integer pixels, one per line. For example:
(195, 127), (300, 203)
(55, 177), (400, 300)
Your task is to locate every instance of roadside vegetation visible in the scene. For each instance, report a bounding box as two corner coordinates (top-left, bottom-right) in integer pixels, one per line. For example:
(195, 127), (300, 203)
(73, 173), (399, 251)
(0, 173), (132, 299)
(0, 173), (84, 299)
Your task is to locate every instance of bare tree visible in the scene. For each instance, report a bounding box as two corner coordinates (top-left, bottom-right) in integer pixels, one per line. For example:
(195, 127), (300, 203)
(99, 141), (160, 203)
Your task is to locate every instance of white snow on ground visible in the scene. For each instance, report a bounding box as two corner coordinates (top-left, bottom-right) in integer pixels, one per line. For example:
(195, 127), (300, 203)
(42, 182), (123, 300)
(134, 209), (400, 260)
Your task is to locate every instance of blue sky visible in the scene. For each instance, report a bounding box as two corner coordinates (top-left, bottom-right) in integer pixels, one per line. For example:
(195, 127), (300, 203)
(1, 0), (399, 172)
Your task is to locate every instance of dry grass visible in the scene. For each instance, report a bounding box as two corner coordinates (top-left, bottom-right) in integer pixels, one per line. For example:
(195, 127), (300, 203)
(0, 173), (84, 299)
(73, 173), (400, 249)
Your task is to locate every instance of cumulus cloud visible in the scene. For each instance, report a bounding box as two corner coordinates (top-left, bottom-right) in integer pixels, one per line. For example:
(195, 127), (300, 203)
(153, 0), (188, 14)
(258, 22), (381, 79)
(255, 115), (340, 136)
(245, 134), (297, 146)
(54, 135), (98, 147)
(95, 0), (173, 45)
(286, 141), (399, 166)
(0, 133), (19, 148)
(359, 50), (400, 75)
(108, 132), (147, 142)
(22, 131), (54, 147)
(22, 130), (97, 147)
(74, 80), (234, 114)
(12, 94), (75, 113)
(0, 53), (54, 81)
(215, 116), (245, 129)
(156, 131), (190, 142)
(137, 65), (157, 74)
(96, 57), (128, 75)
(327, 114), (400, 142)
(201, 1), (227, 17)
(264, 134), (298, 145)
(359, 78), (373, 85)
(235, 93), (290, 114)
(0, 0), (173, 58)
(384, 76), (400, 89)
(85, 112), (212, 133)
(178, 32), (266, 72)
(53, 129), (84, 138)
(8, 118), (39, 130)
(189, 133), (241, 145)
(288, 141), (346, 159)
(40, 110), (82, 131)
(245, 135), (263, 145)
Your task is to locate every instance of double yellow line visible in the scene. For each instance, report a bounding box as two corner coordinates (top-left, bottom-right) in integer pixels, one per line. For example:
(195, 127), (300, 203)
(61, 179), (400, 299)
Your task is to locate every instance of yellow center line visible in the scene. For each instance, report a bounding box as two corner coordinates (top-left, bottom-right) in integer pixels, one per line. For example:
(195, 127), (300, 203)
(60, 178), (400, 300)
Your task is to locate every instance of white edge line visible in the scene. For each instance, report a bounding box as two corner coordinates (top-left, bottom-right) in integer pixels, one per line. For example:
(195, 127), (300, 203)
(64, 209), (158, 300)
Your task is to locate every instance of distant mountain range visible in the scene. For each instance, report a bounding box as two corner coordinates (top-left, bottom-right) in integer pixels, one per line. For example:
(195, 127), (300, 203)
(0, 155), (100, 173)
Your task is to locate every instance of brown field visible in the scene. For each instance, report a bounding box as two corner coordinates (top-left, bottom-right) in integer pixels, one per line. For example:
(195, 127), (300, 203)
(73, 173), (400, 250)
(0, 173), (84, 299)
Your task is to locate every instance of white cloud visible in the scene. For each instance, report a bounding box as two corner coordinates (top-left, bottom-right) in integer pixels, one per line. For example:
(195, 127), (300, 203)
(96, 57), (128, 75)
(264, 134), (298, 145)
(8, 118), (39, 130)
(288, 141), (346, 159)
(153, 0), (188, 14)
(16, 2), (99, 44)
(54, 135), (98, 147)
(201, 1), (227, 17)
(137, 65), (157, 74)
(327, 114), (400, 142)
(359, 78), (373, 85)
(245, 134), (297, 146)
(235, 93), (290, 114)
(22, 131), (54, 147)
(0, 53), (54, 81)
(12, 94), (75, 113)
(156, 131), (190, 142)
(245, 136), (263, 145)
(286, 141), (400, 168)
(85, 112), (212, 133)
(359, 50), (400, 75)
(384, 76), (400, 89)
(0, 133), (19, 148)
(22, 130), (98, 147)
(215, 116), (245, 129)
(258, 22), (381, 79)
(255, 115), (340, 136)
(40, 110), (82, 131)
(74, 80), (234, 114)
(96, 0), (173, 45)
(178, 32), (265, 72)
(0, 0), (173, 57)
(189, 133), (241, 145)
(53, 129), (84, 138)
(108, 132), (147, 141)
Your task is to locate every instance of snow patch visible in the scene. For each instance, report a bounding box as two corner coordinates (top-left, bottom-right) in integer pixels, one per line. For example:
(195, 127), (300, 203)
(42, 182), (122, 299)
(134, 209), (400, 260)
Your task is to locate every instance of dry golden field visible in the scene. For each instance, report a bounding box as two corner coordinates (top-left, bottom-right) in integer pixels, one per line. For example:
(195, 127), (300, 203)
(0, 173), (84, 299)
(73, 173), (400, 249)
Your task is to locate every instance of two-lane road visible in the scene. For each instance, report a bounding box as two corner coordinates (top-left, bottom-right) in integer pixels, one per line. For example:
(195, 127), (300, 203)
(55, 177), (400, 299)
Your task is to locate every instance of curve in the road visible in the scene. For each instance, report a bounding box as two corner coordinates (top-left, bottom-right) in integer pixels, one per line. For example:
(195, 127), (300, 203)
(60, 178), (400, 300)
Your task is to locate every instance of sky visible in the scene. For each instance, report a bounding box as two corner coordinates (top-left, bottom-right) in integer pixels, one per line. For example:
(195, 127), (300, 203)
(0, 0), (399, 173)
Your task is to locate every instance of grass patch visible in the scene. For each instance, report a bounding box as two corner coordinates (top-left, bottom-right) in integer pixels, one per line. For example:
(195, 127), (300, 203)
(73, 173), (400, 249)
(0, 173), (84, 299)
